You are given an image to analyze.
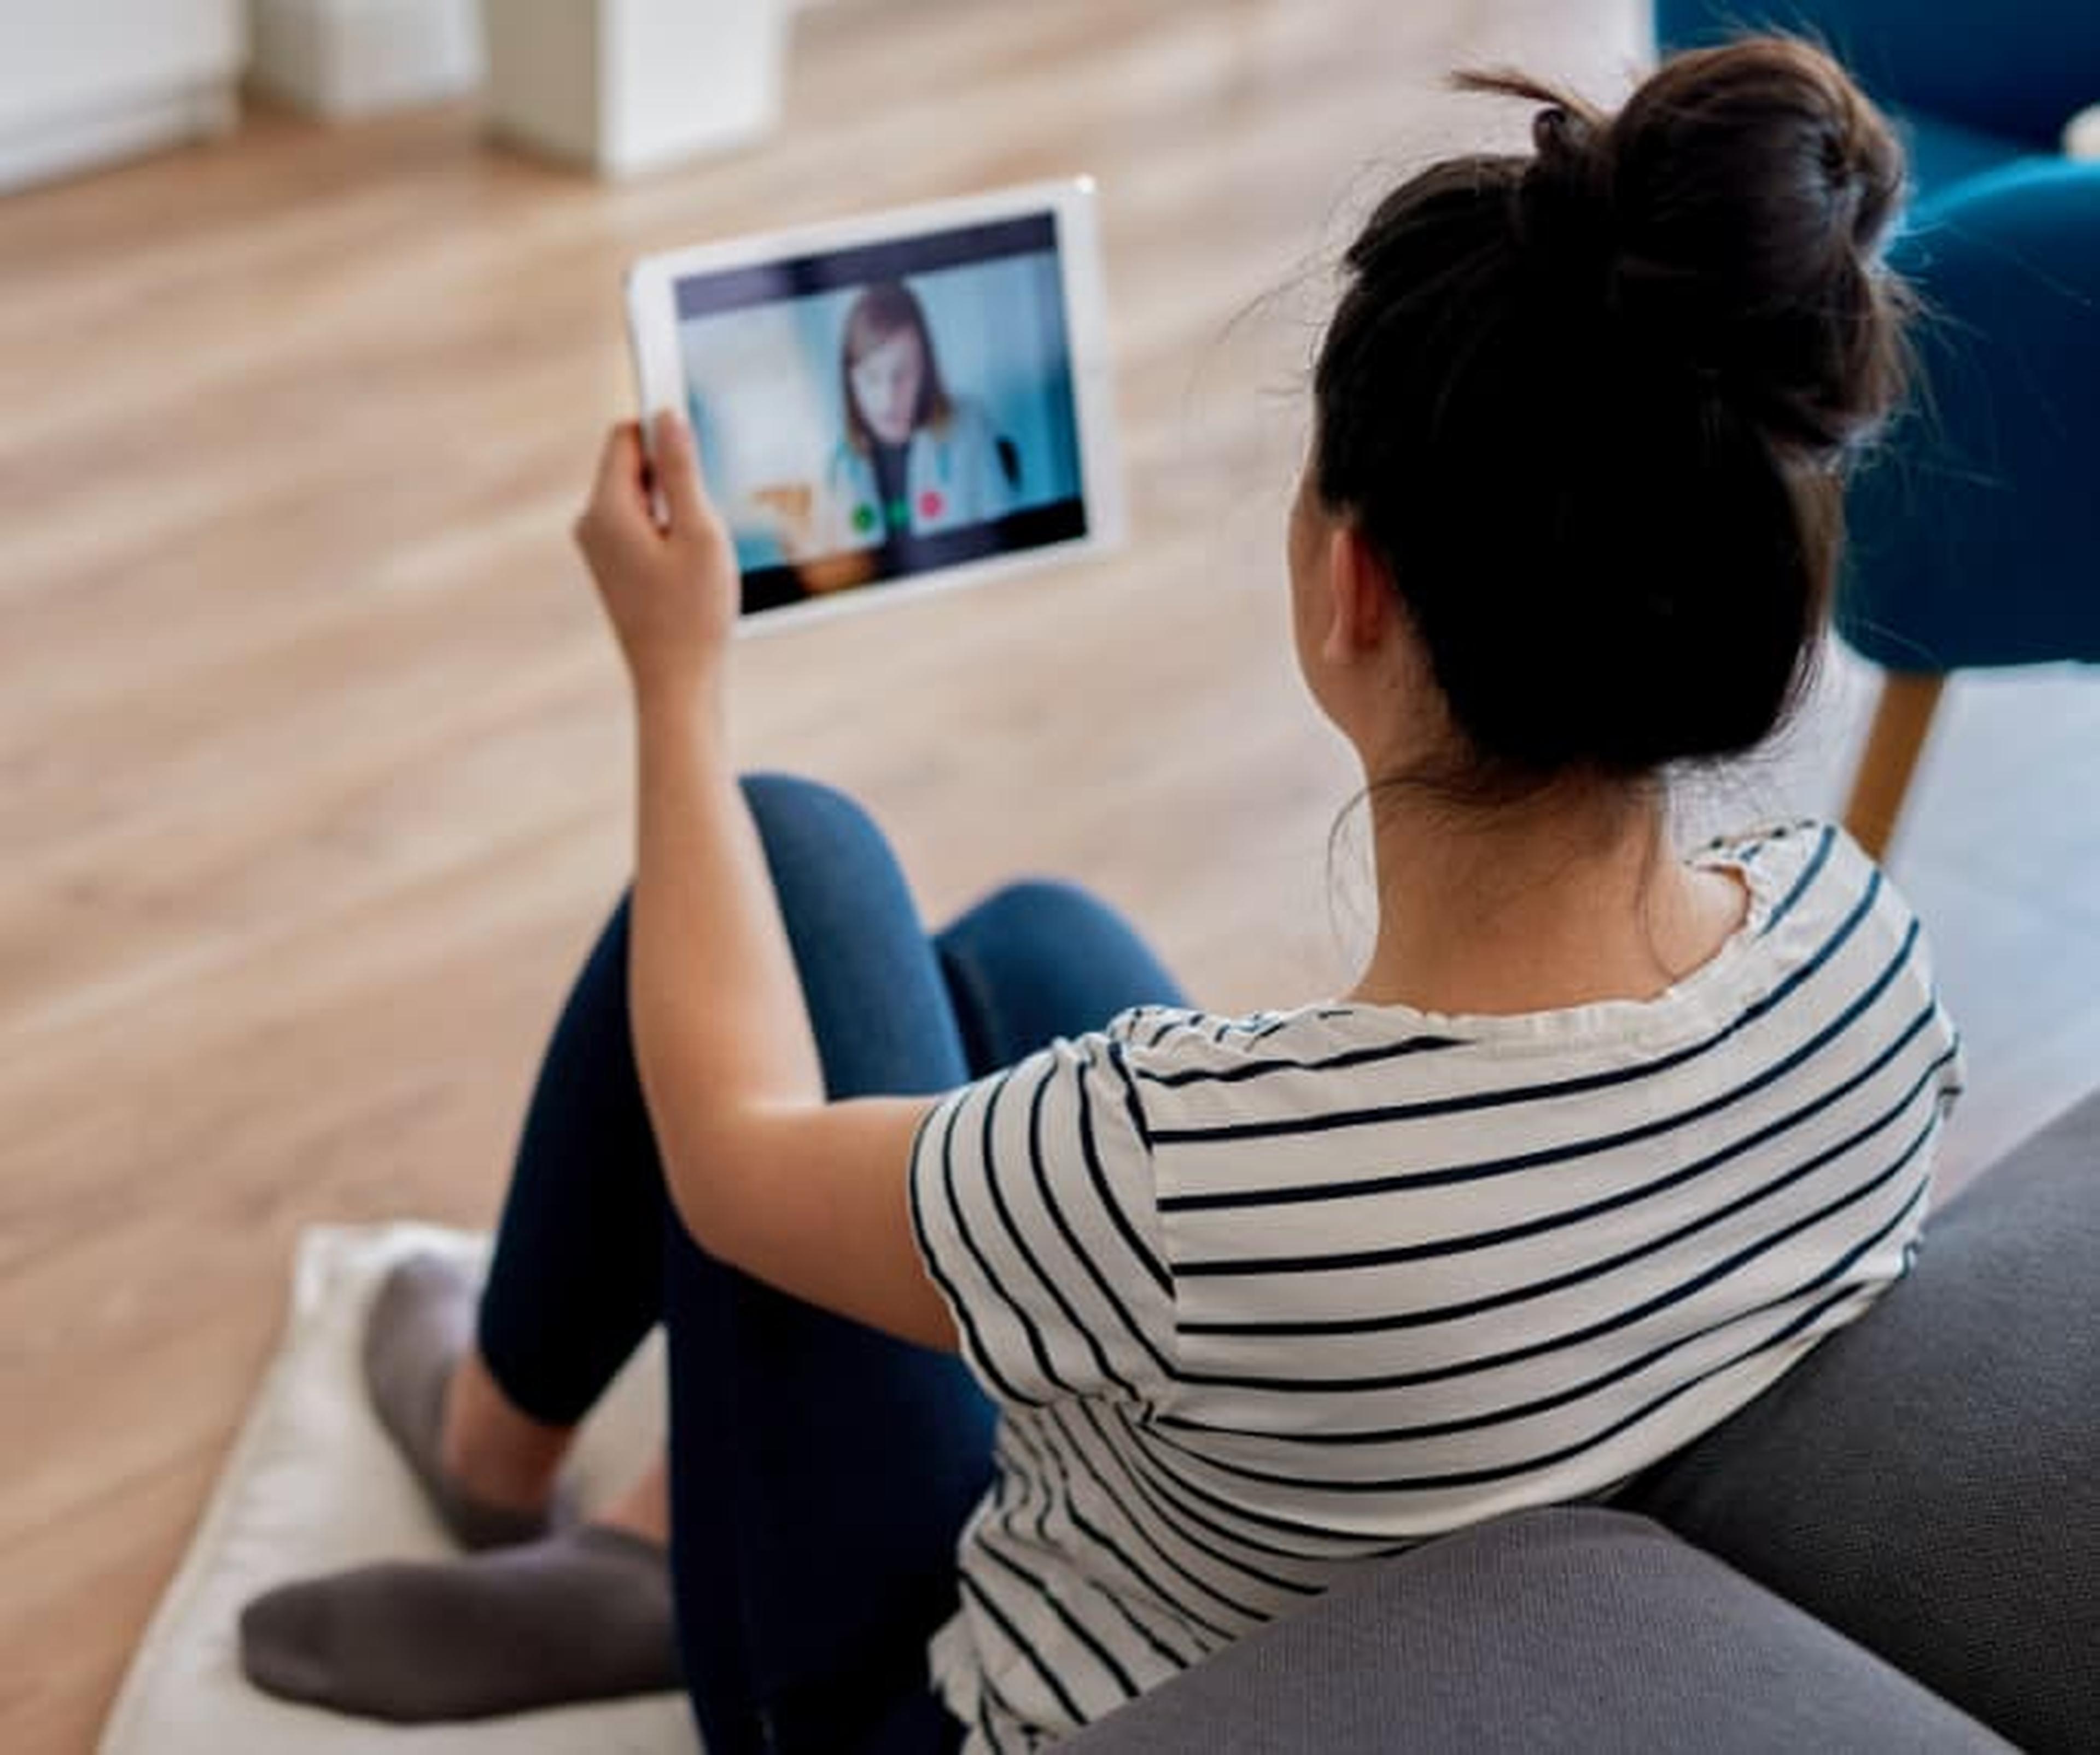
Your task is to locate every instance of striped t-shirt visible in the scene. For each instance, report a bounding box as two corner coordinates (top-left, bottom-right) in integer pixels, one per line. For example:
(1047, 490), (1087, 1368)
(907, 820), (1963, 1751)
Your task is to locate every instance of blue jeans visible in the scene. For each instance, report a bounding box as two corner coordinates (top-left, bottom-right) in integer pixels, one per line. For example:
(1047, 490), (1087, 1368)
(474, 774), (1187, 1754)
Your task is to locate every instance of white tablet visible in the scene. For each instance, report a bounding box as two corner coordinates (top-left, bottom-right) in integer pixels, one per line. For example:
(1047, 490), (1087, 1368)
(625, 178), (1124, 630)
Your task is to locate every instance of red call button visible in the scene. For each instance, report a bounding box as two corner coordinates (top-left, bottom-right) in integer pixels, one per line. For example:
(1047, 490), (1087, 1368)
(918, 489), (946, 522)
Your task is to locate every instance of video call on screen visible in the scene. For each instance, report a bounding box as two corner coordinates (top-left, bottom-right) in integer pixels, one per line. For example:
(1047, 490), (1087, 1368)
(674, 213), (1089, 613)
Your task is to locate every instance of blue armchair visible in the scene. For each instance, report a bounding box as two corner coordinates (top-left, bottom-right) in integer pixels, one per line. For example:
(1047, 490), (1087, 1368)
(1657, 1), (2100, 857)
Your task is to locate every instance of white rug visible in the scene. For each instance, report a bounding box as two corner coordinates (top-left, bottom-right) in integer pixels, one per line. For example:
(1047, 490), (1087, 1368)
(99, 1223), (699, 1754)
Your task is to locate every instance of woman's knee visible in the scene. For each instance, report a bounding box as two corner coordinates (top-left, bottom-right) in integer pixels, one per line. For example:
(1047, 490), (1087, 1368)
(962, 879), (1170, 978)
(936, 879), (1186, 1068)
(966, 878), (1114, 936)
(740, 773), (909, 889)
(741, 771), (883, 845)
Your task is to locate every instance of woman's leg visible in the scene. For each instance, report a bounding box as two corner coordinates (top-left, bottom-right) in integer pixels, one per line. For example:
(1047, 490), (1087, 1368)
(469, 880), (680, 1429)
(248, 776), (1187, 1749)
(932, 878), (1191, 1073)
(656, 774), (999, 1754)
(245, 775), (994, 1742)
(462, 855), (1189, 1446)
(663, 851), (1190, 1753)
(458, 855), (1192, 1471)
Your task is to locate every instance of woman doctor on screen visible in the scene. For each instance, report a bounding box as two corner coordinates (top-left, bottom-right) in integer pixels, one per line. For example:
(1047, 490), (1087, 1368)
(815, 280), (1016, 568)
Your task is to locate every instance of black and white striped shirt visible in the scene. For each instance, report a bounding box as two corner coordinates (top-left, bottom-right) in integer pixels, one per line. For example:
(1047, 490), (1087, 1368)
(908, 821), (1963, 1751)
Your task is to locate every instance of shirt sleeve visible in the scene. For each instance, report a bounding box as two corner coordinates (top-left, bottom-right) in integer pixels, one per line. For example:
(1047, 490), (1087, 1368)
(908, 1028), (1177, 1411)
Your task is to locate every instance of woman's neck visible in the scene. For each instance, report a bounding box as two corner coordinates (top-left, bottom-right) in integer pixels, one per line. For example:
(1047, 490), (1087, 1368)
(1346, 781), (1748, 1017)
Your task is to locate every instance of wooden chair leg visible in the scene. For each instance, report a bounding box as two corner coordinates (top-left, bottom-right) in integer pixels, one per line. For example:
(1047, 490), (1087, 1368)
(1844, 671), (1946, 862)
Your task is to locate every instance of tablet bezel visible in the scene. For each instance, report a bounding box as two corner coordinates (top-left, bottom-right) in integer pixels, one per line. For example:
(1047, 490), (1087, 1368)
(625, 177), (1124, 636)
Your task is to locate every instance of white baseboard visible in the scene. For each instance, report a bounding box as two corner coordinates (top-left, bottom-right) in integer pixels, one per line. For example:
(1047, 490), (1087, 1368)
(0, 79), (240, 195)
(249, 0), (483, 118)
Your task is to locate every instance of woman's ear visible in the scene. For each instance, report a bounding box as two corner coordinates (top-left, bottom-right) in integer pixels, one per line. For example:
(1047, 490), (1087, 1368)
(1321, 523), (1394, 665)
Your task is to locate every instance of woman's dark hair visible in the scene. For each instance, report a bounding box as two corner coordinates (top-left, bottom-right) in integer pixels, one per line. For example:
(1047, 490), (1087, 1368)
(839, 280), (954, 453)
(1312, 35), (1912, 795)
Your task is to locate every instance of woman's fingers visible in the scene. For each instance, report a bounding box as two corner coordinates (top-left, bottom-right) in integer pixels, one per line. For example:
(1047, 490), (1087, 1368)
(650, 408), (711, 533)
(571, 412), (740, 685)
(576, 415), (719, 555)
(599, 419), (643, 495)
(580, 420), (646, 533)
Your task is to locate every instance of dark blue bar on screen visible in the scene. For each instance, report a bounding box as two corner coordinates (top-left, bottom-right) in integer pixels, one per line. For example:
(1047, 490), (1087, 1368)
(673, 212), (1060, 319)
(739, 496), (1088, 615)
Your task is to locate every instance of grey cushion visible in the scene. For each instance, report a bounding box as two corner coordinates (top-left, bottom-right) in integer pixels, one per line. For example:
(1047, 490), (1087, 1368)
(1066, 1507), (2009, 1753)
(1623, 1091), (2100, 1754)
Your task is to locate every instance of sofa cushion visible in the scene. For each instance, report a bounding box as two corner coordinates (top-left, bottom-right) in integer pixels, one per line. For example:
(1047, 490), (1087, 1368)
(1623, 1091), (2100, 1755)
(1065, 1507), (2008, 1753)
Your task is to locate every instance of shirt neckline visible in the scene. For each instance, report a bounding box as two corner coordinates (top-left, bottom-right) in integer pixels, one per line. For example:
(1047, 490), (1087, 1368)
(1310, 829), (1799, 1050)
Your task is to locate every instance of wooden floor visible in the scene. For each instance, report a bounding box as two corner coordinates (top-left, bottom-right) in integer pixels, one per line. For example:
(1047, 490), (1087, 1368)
(3, 1), (2095, 1747)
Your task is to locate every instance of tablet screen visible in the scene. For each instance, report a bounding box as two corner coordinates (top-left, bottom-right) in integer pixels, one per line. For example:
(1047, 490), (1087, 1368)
(670, 212), (1088, 614)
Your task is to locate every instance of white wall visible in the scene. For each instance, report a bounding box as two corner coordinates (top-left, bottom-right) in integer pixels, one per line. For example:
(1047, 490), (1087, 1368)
(0, 0), (247, 193)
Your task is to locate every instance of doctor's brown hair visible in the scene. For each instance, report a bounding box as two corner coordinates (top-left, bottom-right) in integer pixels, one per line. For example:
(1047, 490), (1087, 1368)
(1312, 36), (1912, 796)
(839, 280), (955, 454)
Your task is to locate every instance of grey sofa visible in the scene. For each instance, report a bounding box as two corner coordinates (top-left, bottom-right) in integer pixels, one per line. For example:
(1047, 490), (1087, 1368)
(1071, 1092), (2100, 1753)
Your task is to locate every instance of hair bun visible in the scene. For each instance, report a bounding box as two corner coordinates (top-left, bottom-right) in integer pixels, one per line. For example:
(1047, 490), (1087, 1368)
(1530, 103), (1596, 167)
(1518, 102), (1614, 271)
(1467, 37), (1911, 457)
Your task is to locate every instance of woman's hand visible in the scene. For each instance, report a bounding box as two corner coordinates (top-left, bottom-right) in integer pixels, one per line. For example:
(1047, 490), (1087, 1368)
(573, 411), (738, 704)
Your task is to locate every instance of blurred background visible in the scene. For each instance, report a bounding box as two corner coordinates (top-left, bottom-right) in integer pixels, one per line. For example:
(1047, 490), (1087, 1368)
(2, 2), (2095, 1749)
